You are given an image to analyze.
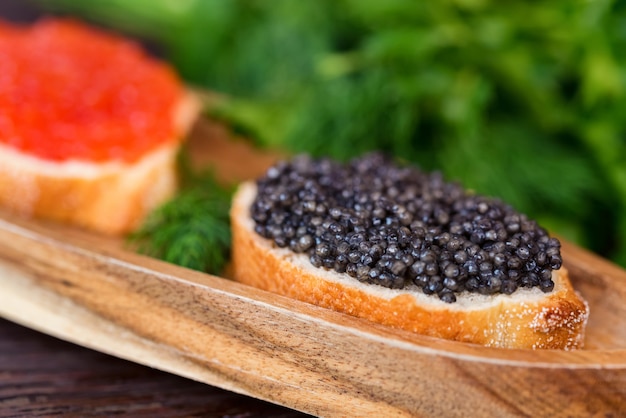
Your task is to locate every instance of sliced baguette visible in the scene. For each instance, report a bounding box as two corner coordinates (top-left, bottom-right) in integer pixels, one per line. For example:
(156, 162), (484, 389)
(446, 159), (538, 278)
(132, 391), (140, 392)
(0, 92), (200, 235)
(231, 182), (589, 349)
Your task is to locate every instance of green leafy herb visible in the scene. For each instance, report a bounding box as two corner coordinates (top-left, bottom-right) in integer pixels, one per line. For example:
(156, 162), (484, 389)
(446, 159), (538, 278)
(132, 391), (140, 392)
(39, 0), (626, 266)
(129, 151), (233, 274)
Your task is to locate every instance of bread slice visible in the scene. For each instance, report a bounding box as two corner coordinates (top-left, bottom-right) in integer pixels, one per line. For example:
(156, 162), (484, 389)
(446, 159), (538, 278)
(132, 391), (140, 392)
(231, 182), (589, 349)
(0, 92), (200, 235)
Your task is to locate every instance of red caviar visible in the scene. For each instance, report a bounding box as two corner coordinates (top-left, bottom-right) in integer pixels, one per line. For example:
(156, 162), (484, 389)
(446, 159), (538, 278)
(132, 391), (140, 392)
(0, 19), (182, 163)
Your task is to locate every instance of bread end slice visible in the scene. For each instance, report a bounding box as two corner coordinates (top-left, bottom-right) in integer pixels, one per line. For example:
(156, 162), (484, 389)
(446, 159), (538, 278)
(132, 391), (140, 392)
(231, 182), (589, 349)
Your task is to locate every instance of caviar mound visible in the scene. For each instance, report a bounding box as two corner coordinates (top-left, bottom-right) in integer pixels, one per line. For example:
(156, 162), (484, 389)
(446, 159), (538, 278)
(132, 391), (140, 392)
(0, 19), (182, 163)
(232, 182), (589, 349)
(249, 153), (562, 303)
(0, 19), (199, 234)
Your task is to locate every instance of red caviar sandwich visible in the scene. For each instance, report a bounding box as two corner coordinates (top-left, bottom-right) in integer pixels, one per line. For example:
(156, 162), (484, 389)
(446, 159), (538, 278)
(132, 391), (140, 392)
(0, 19), (199, 234)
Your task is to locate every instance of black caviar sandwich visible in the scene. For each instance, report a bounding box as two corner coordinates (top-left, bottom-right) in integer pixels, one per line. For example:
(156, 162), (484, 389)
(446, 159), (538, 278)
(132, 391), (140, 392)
(231, 153), (589, 349)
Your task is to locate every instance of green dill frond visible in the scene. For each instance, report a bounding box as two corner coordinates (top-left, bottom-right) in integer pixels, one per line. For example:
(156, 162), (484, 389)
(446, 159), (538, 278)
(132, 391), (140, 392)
(129, 150), (234, 275)
(43, 0), (626, 265)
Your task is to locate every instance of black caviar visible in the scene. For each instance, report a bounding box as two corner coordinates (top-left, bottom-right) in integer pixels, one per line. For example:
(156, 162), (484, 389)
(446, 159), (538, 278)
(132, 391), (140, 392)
(251, 153), (562, 303)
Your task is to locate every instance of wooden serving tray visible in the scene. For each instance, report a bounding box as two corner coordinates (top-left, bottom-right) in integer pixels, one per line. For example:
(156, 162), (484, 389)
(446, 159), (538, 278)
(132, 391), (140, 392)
(1, 119), (625, 417)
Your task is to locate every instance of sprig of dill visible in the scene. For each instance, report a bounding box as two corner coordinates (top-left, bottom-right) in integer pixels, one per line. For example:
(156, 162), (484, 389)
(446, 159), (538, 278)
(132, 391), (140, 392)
(128, 150), (233, 275)
(40, 0), (626, 265)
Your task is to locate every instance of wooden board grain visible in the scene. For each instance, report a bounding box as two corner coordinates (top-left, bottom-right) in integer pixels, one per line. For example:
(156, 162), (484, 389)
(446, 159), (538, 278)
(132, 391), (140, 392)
(0, 319), (309, 417)
(0, 119), (625, 417)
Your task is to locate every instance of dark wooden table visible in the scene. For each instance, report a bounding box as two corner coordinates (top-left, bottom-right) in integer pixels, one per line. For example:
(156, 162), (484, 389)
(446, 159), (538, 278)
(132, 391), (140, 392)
(0, 318), (310, 417)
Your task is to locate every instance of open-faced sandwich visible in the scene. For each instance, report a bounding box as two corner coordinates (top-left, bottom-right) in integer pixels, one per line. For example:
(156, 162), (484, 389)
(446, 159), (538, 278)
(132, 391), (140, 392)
(0, 19), (199, 234)
(231, 153), (589, 349)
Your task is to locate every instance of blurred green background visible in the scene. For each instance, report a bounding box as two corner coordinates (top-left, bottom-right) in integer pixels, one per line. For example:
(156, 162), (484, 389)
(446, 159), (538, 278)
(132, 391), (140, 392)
(35, 0), (626, 267)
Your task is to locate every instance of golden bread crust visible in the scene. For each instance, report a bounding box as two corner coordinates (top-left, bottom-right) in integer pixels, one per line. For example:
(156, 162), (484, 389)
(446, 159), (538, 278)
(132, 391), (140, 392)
(231, 182), (589, 349)
(0, 92), (200, 235)
(0, 144), (177, 235)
